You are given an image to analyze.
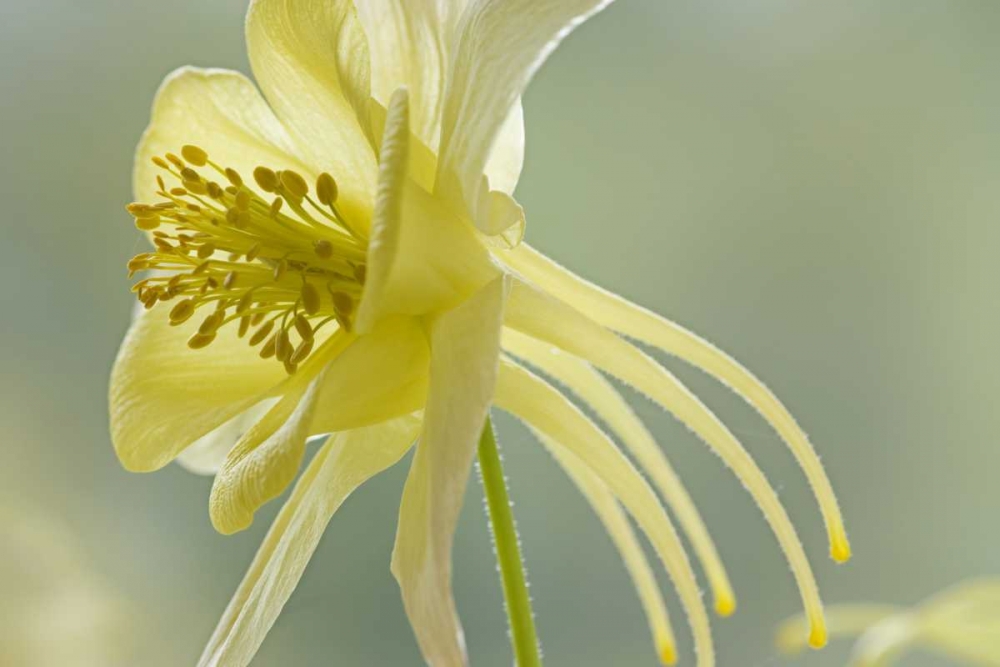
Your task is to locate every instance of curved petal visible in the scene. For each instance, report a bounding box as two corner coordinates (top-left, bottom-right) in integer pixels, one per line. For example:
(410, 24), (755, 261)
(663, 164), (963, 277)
(310, 316), (430, 434)
(539, 433), (678, 665)
(354, 0), (525, 195)
(109, 305), (285, 473)
(493, 358), (713, 666)
(436, 0), (614, 234)
(500, 243), (851, 563)
(503, 329), (735, 617)
(246, 0), (377, 225)
(198, 415), (421, 667)
(133, 67), (310, 206)
(356, 89), (498, 334)
(391, 275), (509, 666)
(504, 278), (829, 648)
(209, 333), (355, 534)
(176, 401), (277, 476)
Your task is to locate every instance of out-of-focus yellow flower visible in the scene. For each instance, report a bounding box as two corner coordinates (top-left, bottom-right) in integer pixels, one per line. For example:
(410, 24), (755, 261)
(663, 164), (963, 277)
(110, 1), (850, 665)
(776, 578), (1000, 666)
(1, 508), (135, 667)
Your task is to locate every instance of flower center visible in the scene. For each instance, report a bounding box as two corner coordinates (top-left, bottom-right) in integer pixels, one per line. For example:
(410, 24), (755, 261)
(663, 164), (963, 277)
(127, 145), (367, 375)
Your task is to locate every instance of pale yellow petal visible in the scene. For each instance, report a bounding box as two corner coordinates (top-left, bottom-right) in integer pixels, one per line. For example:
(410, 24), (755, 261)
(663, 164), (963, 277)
(246, 0), (377, 226)
(504, 278), (828, 648)
(310, 316), (430, 435)
(503, 329), (735, 617)
(356, 88), (498, 334)
(209, 333), (355, 535)
(500, 243), (851, 563)
(355, 1), (524, 196)
(436, 0), (614, 234)
(391, 275), (510, 666)
(176, 402), (276, 476)
(538, 432), (678, 665)
(133, 67), (309, 206)
(109, 305), (285, 473)
(494, 358), (712, 666)
(198, 415), (422, 667)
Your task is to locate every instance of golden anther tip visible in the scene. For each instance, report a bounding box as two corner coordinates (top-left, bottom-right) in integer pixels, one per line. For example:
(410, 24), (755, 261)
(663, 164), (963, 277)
(316, 172), (338, 205)
(235, 189), (251, 212)
(181, 145), (208, 167)
(187, 332), (216, 349)
(184, 180), (208, 196)
(224, 271), (238, 289)
(715, 594), (737, 618)
(314, 239), (333, 259)
(237, 316), (251, 338)
(269, 197), (283, 217)
(294, 314), (313, 340)
(301, 283), (321, 315)
(197, 243), (215, 260)
(290, 338), (313, 364)
(180, 167), (201, 183)
(253, 166), (278, 193)
(165, 153), (185, 169)
(225, 167), (243, 188)
(249, 321), (274, 346)
(280, 170), (308, 198)
(830, 533), (852, 564)
(275, 330), (292, 362)
(331, 291), (354, 315)
(135, 216), (160, 231)
(152, 156), (170, 169)
(273, 259), (288, 281)
(168, 299), (195, 325)
(659, 644), (677, 666)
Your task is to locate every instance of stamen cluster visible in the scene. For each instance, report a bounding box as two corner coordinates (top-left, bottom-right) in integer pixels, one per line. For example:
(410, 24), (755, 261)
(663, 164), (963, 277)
(127, 145), (367, 374)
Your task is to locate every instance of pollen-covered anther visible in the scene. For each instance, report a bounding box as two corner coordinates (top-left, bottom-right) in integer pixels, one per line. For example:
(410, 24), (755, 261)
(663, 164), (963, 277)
(128, 148), (369, 374)
(316, 172), (338, 206)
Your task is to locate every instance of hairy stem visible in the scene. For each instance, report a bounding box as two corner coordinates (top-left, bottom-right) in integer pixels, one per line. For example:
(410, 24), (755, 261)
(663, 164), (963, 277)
(478, 414), (542, 667)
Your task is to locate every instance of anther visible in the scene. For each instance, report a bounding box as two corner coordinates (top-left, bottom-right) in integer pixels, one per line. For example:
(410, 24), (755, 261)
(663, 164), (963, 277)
(283, 359), (298, 375)
(253, 166), (278, 193)
(293, 314), (313, 341)
(224, 271), (238, 289)
(280, 170), (308, 199)
(269, 197), (283, 217)
(197, 243), (215, 259)
(225, 168), (243, 188)
(331, 291), (354, 315)
(249, 320), (274, 346)
(188, 332), (216, 349)
(135, 217), (160, 231)
(181, 145), (208, 167)
(246, 243), (261, 262)
(274, 330), (291, 362)
(238, 316), (251, 338)
(180, 168), (201, 183)
(259, 335), (277, 359)
(290, 339), (313, 364)
(301, 283), (321, 315)
(152, 156), (170, 169)
(316, 172), (338, 205)
(314, 239), (333, 259)
(166, 153), (185, 169)
(273, 260), (288, 281)
(169, 299), (196, 325)
(199, 312), (223, 335)
(235, 189), (251, 212)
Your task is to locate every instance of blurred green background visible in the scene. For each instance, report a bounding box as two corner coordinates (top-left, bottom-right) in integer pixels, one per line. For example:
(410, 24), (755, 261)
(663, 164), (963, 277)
(2, 1), (998, 665)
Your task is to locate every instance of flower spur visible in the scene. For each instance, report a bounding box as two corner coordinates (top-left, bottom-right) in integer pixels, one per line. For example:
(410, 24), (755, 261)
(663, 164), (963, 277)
(110, 1), (851, 664)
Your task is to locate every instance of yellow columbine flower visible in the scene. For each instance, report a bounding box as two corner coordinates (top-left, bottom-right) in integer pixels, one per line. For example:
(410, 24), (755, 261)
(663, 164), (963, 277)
(110, 1), (850, 665)
(776, 578), (1000, 666)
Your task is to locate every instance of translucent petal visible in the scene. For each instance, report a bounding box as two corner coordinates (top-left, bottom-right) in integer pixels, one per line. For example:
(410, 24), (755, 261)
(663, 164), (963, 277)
(537, 432), (678, 665)
(494, 358), (713, 666)
(110, 304), (285, 472)
(176, 401), (276, 476)
(209, 333), (356, 535)
(133, 67), (312, 221)
(500, 243), (851, 563)
(503, 329), (735, 616)
(436, 0), (615, 234)
(310, 316), (430, 435)
(356, 89), (498, 334)
(246, 0), (378, 226)
(198, 415), (421, 667)
(504, 278), (828, 647)
(391, 275), (509, 666)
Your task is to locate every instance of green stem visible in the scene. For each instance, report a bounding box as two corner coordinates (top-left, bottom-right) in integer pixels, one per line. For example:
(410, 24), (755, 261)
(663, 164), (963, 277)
(478, 415), (542, 667)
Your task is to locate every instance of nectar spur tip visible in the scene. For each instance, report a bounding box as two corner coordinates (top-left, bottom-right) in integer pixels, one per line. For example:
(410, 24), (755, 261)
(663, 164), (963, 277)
(830, 533), (852, 563)
(714, 594), (737, 618)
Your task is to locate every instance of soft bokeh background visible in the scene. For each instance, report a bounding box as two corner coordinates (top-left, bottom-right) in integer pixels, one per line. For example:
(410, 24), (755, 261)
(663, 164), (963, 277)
(2, 1), (998, 665)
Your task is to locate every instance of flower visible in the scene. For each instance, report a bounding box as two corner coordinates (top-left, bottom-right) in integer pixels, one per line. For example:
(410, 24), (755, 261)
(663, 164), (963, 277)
(776, 578), (1000, 666)
(110, 1), (850, 665)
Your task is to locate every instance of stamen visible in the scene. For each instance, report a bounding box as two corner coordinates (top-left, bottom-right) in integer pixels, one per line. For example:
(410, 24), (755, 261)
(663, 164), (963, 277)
(127, 147), (368, 374)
